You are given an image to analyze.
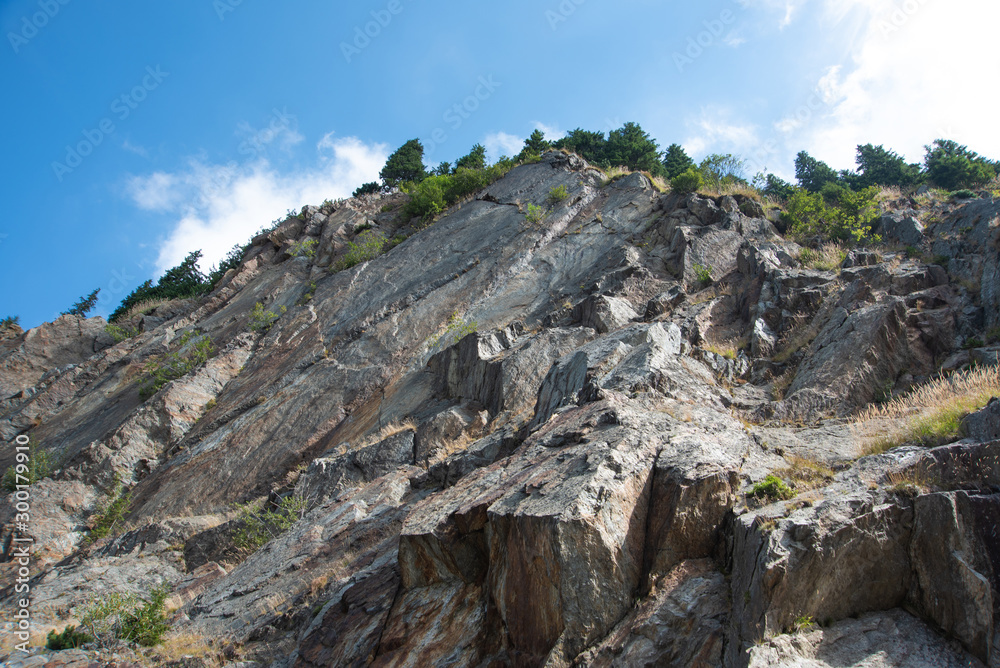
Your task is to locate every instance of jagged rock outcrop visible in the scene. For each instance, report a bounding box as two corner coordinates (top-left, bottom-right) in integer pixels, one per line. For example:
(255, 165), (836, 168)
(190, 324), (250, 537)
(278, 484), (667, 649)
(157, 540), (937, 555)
(2, 153), (999, 667)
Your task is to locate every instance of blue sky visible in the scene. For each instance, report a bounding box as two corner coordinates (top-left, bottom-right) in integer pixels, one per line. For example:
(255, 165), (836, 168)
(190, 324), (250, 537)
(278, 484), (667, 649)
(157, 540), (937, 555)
(2, 0), (998, 328)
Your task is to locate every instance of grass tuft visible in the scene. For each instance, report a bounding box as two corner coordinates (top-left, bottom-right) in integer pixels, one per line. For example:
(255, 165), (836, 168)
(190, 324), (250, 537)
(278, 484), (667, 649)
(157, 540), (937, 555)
(854, 366), (1000, 456)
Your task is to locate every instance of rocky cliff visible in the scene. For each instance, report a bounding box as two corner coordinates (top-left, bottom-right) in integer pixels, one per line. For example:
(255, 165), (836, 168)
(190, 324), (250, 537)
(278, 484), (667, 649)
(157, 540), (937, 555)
(1, 152), (999, 667)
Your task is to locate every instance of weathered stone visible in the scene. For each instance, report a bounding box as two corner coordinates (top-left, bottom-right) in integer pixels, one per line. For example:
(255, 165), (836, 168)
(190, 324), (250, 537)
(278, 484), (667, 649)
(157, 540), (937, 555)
(961, 397), (1000, 442)
(876, 210), (926, 246)
(573, 295), (639, 333)
(748, 609), (983, 668)
(295, 430), (416, 505)
(908, 492), (994, 662)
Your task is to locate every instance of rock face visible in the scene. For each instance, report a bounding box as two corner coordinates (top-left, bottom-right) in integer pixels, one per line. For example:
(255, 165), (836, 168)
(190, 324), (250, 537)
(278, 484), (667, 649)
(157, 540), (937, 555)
(2, 154), (999, 667)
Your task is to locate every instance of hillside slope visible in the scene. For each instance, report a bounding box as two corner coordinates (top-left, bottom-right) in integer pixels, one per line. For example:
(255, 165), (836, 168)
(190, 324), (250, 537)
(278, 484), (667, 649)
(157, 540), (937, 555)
(2, 152), (999, 667)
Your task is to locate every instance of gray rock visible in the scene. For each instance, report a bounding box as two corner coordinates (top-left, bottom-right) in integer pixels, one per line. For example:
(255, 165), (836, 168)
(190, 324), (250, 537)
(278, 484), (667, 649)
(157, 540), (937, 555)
(877, 210), (926, 246)
(573, 294), (639, 333)
(961, 398), (1000, 442)
(295, 430), (416, 504)
(748, 609), (983, 668)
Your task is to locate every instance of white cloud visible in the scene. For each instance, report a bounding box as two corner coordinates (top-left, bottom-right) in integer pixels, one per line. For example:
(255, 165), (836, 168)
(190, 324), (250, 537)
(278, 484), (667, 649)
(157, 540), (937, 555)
(483, 131), (524, 162)
(532, 122), (566, 141)
(121, 140), (149, 158)
(683, 107), (760, 158)
(127, 135), (388, 275)
(795, 0), (1000, 168)
(723, 29), (746, 47)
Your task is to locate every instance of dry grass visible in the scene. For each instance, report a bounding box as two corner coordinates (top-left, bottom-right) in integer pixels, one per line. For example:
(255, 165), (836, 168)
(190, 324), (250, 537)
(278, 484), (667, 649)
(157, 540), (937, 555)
(704, 335), (747, 361)
(780, 455), (835, 491)
(358, 418), (418, 449)
(884, 467), (935, 496)
(798, 243), (848, 271)
(641, 171), (670, 193)
(772, 319), (822, 365)
(148, 633), (225, 667)
(600, 165), (632, 187)
(120, 297), (179, 322)
(770, 368), (797, 401)
(854, 366), (1000, 456)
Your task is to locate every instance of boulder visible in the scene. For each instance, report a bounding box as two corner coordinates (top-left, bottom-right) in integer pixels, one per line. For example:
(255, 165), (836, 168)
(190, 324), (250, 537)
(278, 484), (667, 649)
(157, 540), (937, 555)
(877, 210), (926, 246)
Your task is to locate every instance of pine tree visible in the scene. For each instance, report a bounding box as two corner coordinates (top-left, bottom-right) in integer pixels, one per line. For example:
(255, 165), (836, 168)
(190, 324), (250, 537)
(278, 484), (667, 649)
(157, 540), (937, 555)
(518, 129), (550, 161)
(662, 144), (696, 179)
(455, 144), (487, 171)
(63, 289), (100, 317)
(604, 122), (663, 176)
(554, 129), (607, 166)
(380, 139), (428, 188)
(794, 151), (840, 192)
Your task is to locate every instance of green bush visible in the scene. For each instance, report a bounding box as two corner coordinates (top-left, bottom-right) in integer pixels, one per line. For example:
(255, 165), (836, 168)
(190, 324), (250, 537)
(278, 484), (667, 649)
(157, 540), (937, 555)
(105, 322), (140, 343)
(525, 203), (547, 224)
(352, 182), (380, 198)
(693, 263), (712, 286)
(670, 167), (703, 194)
(79, 585), (170, 648)
(337, 229), (389, 270)
(784, 184), (880, 245)
(88, 475), (132, 541)
(924, 139), (997, 190)
(289, 239), (318, 259)
(431, 311), (479, 348)
(232, 495), (307, 555)
(2, 438), (53, 492)
(403, 164), (512, 222)
(950, 189), (978, 200)
(138, 332), (215, 400)
(548, 185), (569, 204)
(750, 475), (795, 502)
(47, 625), (93, 650)
(248, 302), (287, 333)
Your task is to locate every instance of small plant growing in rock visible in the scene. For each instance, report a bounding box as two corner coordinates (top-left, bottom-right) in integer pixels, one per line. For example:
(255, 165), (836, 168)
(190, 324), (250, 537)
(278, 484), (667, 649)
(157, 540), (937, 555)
(296, 282), (318, 306)
(431, 311), (479, 348)
(78, 584), (171, 648)
(792, 616), (816, 633)
(249, 302), (287, 333)
(336, 229), (388, 270)
(46, 625), (93, 650)
(692, 263), (712, 287)
(289, 239), (318, 259)
(548, 184), (569, 204)
(138, 332), (215, 400)
(749, 475), (795, 502)
(88, 475), (133, 542)
(105, 322), (140, 343)
(231, 496), (307, 555)
(525, 203), (547, 224)
(2, 437), (53, 492)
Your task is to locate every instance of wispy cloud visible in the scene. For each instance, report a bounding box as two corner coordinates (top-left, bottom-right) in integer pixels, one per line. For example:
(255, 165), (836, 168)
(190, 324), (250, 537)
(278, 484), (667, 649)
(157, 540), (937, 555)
(683, 107), (760, 158)
(126, 135), (388, 274)
(484, 131), (524, 162)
